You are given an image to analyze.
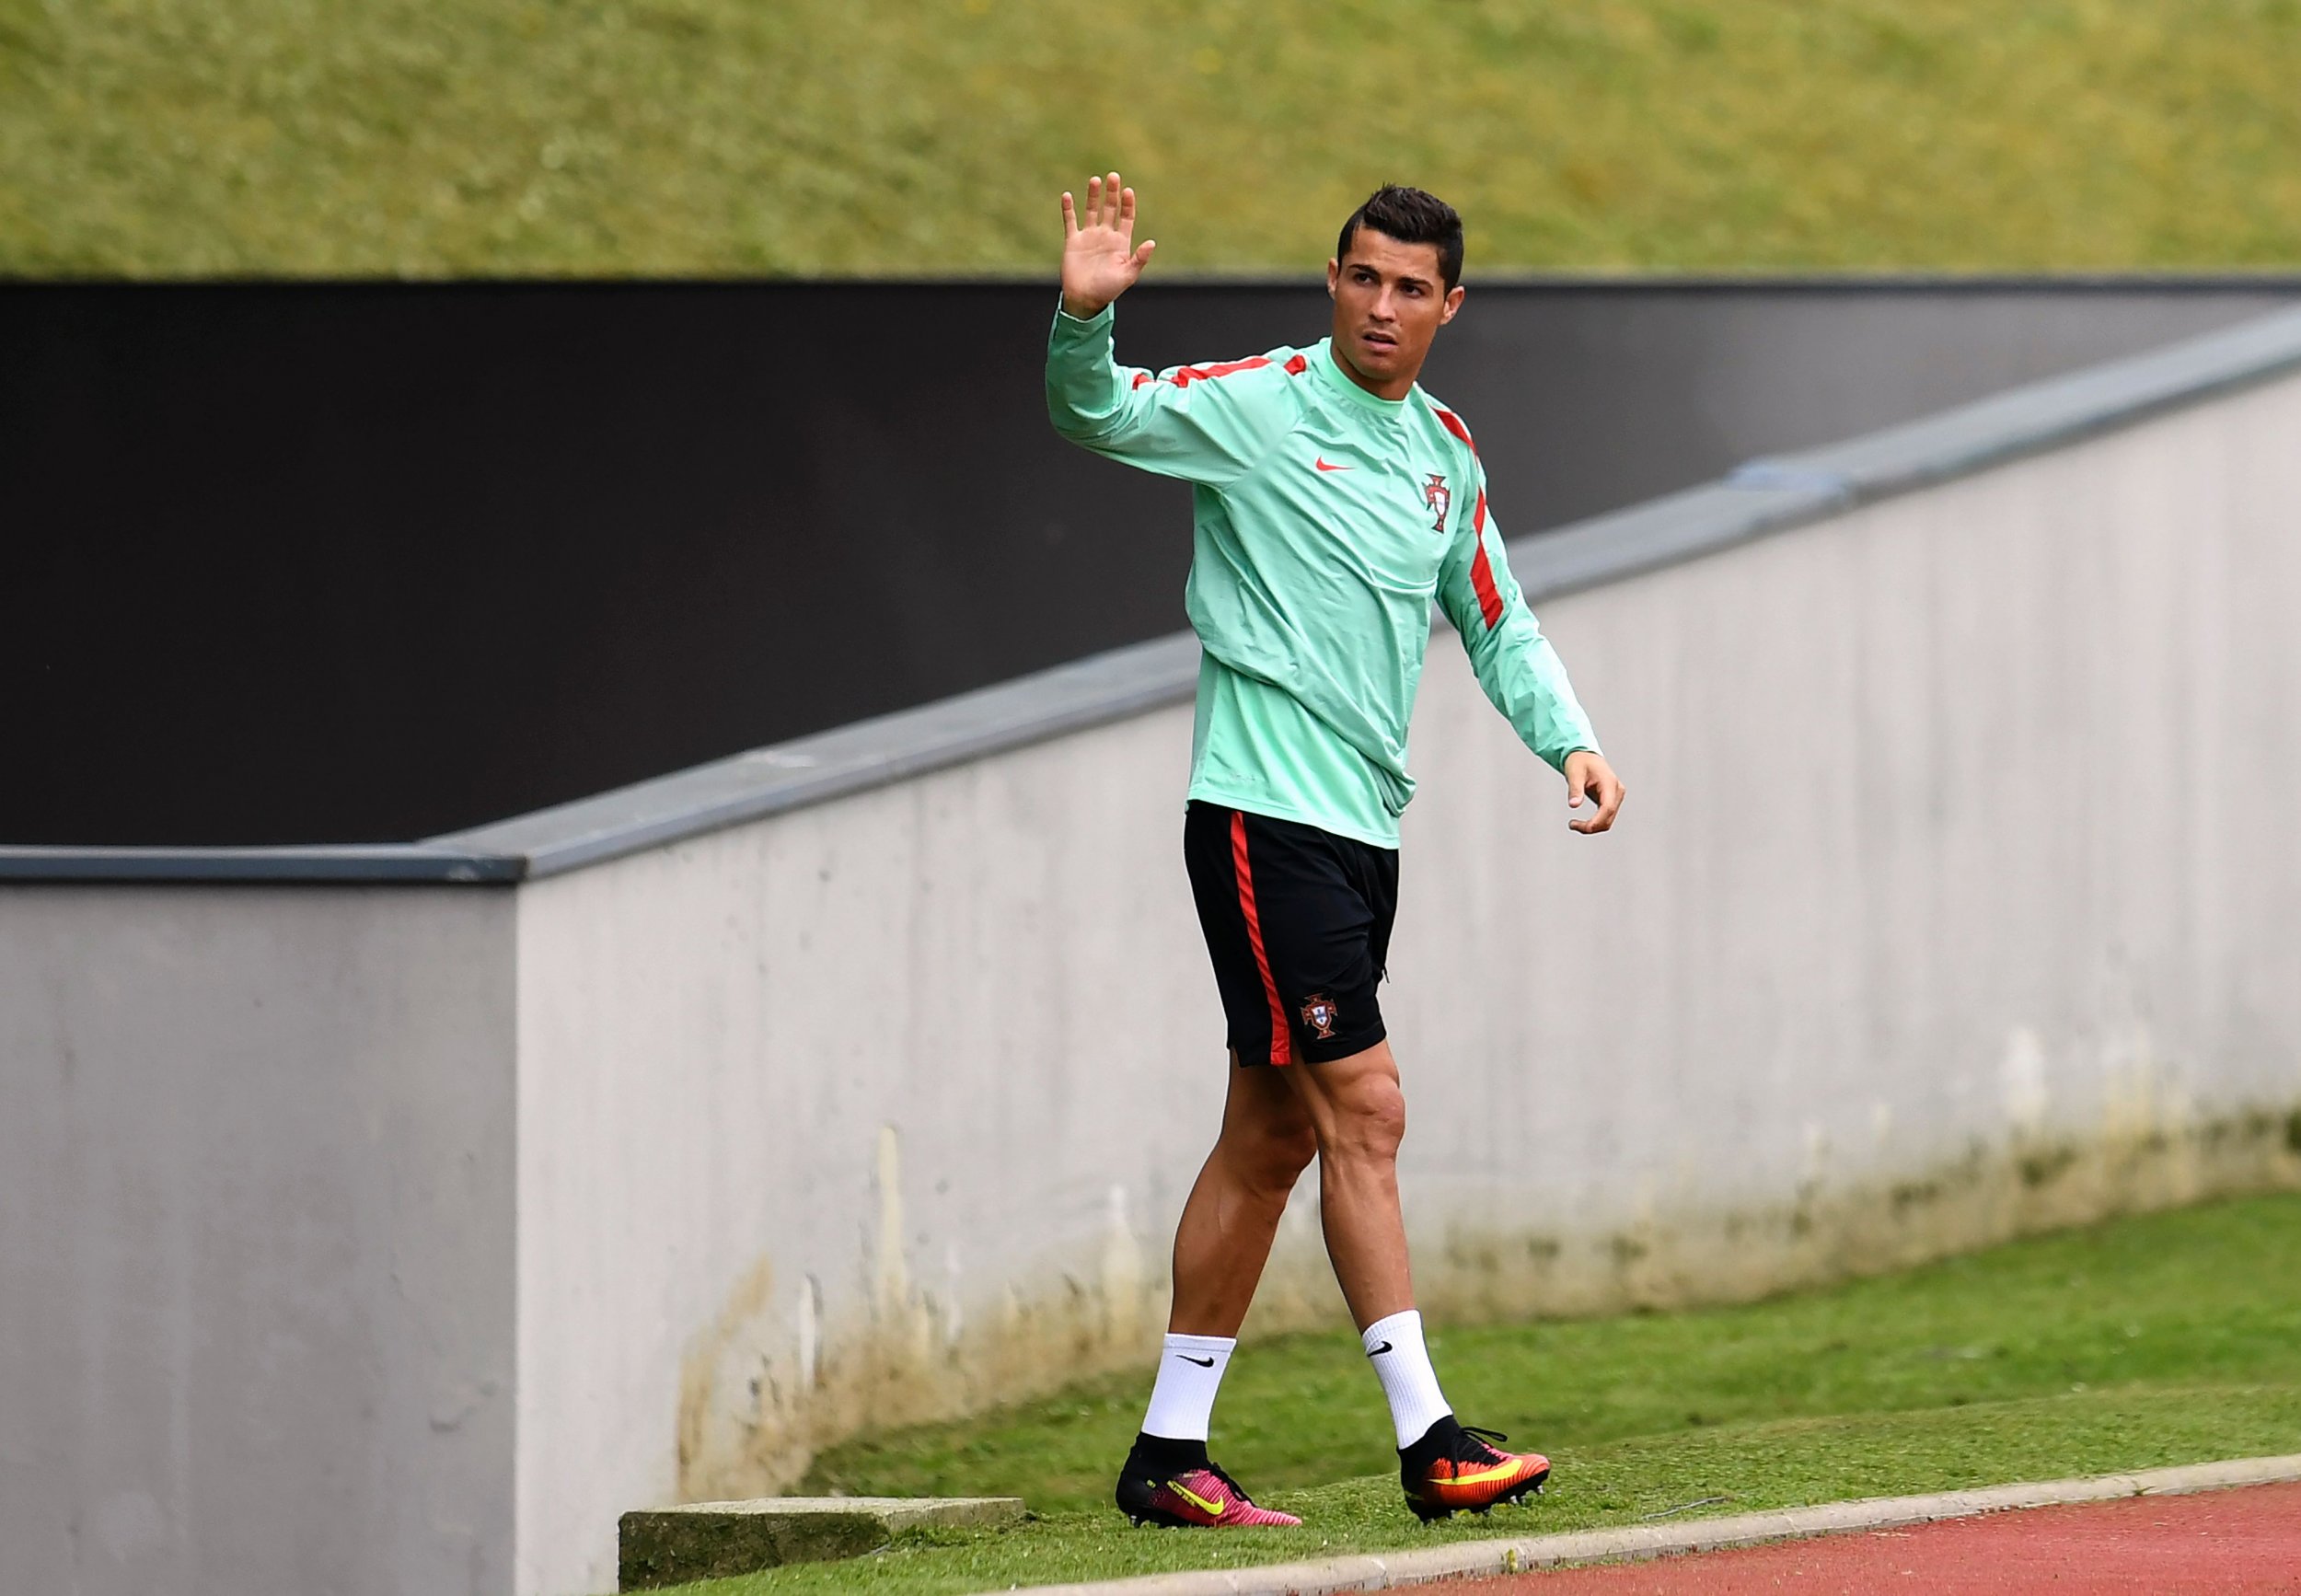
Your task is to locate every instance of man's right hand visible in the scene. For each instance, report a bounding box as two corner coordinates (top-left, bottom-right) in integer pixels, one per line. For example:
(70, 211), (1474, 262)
(1059, 171), (1155, 320)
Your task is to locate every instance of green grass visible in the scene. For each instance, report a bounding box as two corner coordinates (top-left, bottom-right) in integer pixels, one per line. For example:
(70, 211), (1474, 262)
(676, 1391), (2301, 1595)
(8, 1), (2301, 276)
(808, 1193), (2301, 1509)
(647, 1194), (2301, 1594)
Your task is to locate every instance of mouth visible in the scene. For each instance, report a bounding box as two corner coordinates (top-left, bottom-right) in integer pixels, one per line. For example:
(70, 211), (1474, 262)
(1359, 328), (1399, 358)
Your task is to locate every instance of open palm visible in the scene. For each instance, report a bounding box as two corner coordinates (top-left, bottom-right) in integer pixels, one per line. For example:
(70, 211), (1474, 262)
(1060, 171), (1155, 319)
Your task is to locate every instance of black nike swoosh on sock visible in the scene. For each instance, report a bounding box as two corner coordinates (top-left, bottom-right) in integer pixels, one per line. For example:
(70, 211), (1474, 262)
(1368, 1341), (1393, 1356)
(1177, 1354), (1217, 1367)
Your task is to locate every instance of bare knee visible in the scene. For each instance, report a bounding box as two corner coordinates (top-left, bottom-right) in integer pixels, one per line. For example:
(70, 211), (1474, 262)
(1319, 1078), (1406, 1166)
(1224, 1116), (1318, 1199)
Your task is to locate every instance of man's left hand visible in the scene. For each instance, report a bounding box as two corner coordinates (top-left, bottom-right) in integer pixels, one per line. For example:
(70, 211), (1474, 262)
(1563, 750), (1625, 835)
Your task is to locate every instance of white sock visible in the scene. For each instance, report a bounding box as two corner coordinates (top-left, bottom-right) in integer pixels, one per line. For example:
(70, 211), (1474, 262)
(1363, 1309), (1452, 1449)
(1140, 1333), (1236, 1441)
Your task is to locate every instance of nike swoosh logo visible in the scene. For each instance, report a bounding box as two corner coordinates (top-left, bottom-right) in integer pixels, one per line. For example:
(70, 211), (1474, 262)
(1445, 1462), (1527, 1486)
(1314, 457), (1353, 471)
(1369, 1341), (1393, 1356)
(1177, 1354), (1217, 1367)
(1170, 1481), (1227, 1517)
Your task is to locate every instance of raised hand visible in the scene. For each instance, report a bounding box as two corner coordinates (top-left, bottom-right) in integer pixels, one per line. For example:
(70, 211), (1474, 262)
(1059, 171), (1155, 320)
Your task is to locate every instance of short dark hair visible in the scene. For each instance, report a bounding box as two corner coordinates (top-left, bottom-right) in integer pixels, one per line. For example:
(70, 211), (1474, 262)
(1336, 185), (1464, 290)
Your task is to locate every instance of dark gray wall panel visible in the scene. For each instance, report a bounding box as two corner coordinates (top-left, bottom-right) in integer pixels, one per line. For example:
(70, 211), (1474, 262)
(3, 279), (2293, 846)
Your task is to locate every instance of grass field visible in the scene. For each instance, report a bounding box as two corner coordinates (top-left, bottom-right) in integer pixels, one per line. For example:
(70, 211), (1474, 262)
(7, 1), (2301, 277)
(643, 1193), (2301, 1594)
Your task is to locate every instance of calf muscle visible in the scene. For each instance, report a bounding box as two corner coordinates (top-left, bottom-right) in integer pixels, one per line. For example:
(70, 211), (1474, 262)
(1284, 1042), (1416, 1328)
(1167, 1057), (1316, 1336)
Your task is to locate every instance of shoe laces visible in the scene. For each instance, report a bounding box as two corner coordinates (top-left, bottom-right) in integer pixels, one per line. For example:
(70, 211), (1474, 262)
(1198, 1459), (1255, 1502)
(1445, 1424), (1512, 1464)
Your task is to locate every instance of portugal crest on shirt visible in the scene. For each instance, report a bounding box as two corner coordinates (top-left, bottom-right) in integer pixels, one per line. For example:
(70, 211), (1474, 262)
(1423, 473), (1451, 535)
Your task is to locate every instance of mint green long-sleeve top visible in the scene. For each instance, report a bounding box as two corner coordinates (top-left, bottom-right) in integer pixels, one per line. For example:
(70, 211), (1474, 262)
(1046, 304), (1599, 849)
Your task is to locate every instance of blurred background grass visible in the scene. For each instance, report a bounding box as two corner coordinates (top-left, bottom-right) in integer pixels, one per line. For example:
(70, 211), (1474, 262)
(5, 0), (2301, 277)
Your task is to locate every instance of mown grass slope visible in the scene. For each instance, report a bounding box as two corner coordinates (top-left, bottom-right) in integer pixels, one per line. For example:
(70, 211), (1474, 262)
(6, 0), (2301, 276)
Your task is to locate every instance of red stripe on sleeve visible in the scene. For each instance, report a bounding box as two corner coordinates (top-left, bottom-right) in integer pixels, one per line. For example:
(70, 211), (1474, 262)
(1166, 356), (1272, 387)
(1469, 490), (1503, 628)
(1433, 407), (1479, 456)
(1230, 811), (1292, 1066)
(1134, 353), (1305, 389)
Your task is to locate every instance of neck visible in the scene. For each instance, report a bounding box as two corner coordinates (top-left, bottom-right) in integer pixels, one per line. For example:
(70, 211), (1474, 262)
(1329, 340), (1416, 401)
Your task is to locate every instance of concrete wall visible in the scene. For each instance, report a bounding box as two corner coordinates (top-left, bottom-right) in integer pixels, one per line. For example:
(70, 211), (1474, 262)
(505, 371), (2301, 1594)
(1393, 373), (2301, 1310)
(0, 889), (517, 1596)
(509, 713), (1211, 1592)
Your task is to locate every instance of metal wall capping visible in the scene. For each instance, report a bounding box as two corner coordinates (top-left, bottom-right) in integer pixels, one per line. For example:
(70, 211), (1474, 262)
(0, 845), (524, 884)
(8, 303), (2300, 886)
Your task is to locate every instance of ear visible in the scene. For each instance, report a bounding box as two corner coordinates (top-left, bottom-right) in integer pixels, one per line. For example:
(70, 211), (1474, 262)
(1326, 257), (1340, 298)
(1438, 284), (1466, 325)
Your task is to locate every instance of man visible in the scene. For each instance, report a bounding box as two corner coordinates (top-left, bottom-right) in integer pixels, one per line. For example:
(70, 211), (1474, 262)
(1046, 175), (1625, 1530)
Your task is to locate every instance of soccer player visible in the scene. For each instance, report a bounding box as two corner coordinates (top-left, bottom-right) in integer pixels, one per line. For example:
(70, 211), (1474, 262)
(1046, 176), (1625, 1529)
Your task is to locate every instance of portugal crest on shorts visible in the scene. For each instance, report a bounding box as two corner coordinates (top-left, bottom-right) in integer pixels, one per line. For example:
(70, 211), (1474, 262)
(1300, 993), (1340, 1040)
(1423, 473), (1451, 535)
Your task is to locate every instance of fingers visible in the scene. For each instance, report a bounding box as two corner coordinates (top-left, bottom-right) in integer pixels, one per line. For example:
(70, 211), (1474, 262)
(1133, 238), (1156, 272)
(1589, 787), (1623, 831)
(1570, 773), (1625, 834)
(1070, 171), (1144, 251)
(1563, 753), (1625, 835)
(1071, 171), (1140, 235)
(1081, 171), (1127, 230)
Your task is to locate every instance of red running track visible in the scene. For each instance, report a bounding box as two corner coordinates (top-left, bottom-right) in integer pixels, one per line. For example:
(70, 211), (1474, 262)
(1443, 1480), (2301, 1593)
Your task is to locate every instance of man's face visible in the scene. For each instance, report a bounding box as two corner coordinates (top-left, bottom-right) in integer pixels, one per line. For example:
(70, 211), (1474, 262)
(1327, 228), (1465, 391)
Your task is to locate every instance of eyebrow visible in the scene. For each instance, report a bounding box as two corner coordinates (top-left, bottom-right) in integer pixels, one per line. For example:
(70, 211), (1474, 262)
(1355, 262), (1436, 293)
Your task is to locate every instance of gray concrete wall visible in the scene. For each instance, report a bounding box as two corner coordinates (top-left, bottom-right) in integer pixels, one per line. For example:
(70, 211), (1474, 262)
(0, 888), (518, 1596)
(509, 711), (1213, 1594)
(506, 370), (2301, 1594)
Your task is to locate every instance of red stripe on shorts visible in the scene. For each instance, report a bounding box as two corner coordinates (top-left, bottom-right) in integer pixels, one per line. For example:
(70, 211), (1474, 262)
(1229, 811), (1292, 1066)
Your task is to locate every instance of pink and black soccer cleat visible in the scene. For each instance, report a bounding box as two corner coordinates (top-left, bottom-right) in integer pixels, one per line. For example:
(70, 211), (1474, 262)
(1116, 1434), (1301, 1528)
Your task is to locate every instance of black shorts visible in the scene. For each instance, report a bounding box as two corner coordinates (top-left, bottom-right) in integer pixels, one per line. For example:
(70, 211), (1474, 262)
(1183, 800), (1399, 1067)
